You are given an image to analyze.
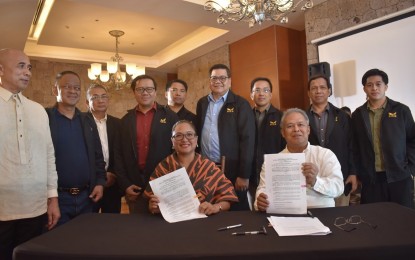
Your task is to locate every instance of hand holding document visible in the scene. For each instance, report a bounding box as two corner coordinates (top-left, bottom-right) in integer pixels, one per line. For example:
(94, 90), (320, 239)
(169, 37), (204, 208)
(268, 216), (331, 236)
(264, 153), (307, 214)
(149, 167), (207, 223)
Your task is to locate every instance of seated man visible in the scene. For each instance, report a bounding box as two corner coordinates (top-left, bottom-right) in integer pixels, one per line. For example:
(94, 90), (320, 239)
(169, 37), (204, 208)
(254, 108), (344, 211)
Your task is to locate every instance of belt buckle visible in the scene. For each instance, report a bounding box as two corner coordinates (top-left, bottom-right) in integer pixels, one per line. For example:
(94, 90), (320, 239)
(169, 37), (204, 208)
(69, 188), (80, 195)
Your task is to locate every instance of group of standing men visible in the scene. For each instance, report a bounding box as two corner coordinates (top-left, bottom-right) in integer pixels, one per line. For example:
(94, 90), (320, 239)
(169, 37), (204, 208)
(1, 48), (414, 260)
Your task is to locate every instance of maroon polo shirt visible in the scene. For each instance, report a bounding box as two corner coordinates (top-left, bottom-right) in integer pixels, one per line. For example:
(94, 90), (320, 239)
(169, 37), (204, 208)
(135, 102), (157, 170)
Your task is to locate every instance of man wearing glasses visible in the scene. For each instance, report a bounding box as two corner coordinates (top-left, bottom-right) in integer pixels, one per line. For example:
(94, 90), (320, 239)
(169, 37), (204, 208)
(250, 77), (285, 200)
(196, 64), (255, 210)
(115, 75), (178, 213)
(46, 71), (106, 226)
(165, 79), (196, 122)
(86, 84), (122, 213)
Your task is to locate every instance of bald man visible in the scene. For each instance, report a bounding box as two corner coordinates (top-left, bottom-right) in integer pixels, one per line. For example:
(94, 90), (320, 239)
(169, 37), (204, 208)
(0, 49), (60, 260)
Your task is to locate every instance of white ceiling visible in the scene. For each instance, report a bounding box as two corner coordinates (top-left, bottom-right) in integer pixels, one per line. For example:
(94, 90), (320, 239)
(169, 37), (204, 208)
(0, 0), (325, 73)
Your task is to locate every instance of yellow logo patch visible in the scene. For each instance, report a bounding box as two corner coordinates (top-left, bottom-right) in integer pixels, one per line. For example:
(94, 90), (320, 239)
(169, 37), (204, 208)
(227, 107), (234, 113)
(270, 121), (277, 126)
(388, 112), (397, 118)
(160, 118), (167, 123)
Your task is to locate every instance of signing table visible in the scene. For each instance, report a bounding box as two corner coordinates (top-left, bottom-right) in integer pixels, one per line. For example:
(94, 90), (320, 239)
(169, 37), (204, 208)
(14, 202), (415, 260)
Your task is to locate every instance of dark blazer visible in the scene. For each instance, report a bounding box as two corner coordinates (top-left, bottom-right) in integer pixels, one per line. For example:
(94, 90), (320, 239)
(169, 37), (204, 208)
(352, 97), (415, 184)
(46, 107), (106, 191)
(196, 90), (255, 183)
(252, 105), (286, 185)
(115, 103), (178, 192)
(166, 105), (196, 123)
(307, 102), (355, 180)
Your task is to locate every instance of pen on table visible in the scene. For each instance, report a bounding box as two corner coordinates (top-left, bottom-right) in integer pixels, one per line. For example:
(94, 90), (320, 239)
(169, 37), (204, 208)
(307, 210), (315, 218)
(232, 226), (267, 236)
(217, 224), (242, 231)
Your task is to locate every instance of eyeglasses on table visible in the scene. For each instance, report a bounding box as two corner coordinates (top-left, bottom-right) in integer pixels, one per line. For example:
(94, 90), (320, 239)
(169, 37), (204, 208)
(334, 215), (377, 232)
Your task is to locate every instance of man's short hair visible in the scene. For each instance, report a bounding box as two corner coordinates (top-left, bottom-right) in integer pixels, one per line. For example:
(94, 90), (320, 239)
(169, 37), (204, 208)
(307, 74), (331, 90)
(165, 79), (188, 92)
(280, 108), (310, 129)
(86, 84), (107, 100)
(55, 71), (80, 84)
(250, 77), (273, 92)
(130, 75), (157, 91)
(209, 64), (231, 78)
(361, 68), (389, 86)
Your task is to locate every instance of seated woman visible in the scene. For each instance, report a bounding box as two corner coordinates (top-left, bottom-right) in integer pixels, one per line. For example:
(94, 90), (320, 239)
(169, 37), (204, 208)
(144, 120), (238, 215)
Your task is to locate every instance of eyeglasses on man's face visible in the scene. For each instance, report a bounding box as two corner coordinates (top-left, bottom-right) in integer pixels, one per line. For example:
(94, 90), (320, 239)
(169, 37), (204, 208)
(135, 87), (156, 94)
(60, 84), (81, 92)
(334, 215), (377, 232)
(210, 76), (229, 83)
(252, 88), (271, 94)
(172, 132), (197, 141)
(90, 94), (109, 101)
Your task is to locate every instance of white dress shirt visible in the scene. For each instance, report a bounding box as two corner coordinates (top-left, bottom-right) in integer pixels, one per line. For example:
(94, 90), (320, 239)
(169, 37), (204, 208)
(0, 87), (58, 221)
(254, 142), (344, 210)
(92, 114), (109, 171)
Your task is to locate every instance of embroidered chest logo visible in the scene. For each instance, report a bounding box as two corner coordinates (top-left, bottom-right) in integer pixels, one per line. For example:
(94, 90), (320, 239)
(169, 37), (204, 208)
(388, 112), (397, 118)
(335, 116), (338, 122)
(160, 118), (167, 123)
(227, 107), (234, 113)
(269, 120), (277, 126)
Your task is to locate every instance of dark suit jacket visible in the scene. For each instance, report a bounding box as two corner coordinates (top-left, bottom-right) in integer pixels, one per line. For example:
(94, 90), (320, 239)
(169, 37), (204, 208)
(166, 105), (196, 123)
(252, 105), (286, 185)
(307, 102), (355, 180)
(46, 107), (106, 191)
(352, 97), (415, 184)
(115, 103), (178, 192)
(196, 90), (255, 183)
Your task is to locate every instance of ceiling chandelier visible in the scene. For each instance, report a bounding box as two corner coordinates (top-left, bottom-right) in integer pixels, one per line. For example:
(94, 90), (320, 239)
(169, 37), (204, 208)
(204, 0), (314, 28)
(88, 30), (145, 90)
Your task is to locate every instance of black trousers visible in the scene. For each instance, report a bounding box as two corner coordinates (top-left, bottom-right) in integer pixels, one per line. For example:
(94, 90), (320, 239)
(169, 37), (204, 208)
(0, 213), (46, 260)
(361, 172), (414, 208)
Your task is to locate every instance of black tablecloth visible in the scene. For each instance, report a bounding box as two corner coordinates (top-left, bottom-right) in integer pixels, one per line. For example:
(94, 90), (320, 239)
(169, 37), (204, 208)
(14, 202), (415, 259)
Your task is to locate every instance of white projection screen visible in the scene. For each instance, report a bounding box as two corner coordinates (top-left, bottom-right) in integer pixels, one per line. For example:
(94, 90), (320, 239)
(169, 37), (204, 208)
(315, 7), (415, 114)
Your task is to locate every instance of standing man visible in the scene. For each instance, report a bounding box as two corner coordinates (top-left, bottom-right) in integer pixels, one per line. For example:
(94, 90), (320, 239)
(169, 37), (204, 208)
(165, 79), (196, 122)
(86, 84), (122, 213)
(115, 75), (178, 213)
(0, 49), (60, 260)
(46, 71), (106, 225)
(306, 74), (356, 206)
(255, 108), (344, 211)
(250, 77), (285, 198)
(196, 64), (255, 210)
(352, 68), (415, 208)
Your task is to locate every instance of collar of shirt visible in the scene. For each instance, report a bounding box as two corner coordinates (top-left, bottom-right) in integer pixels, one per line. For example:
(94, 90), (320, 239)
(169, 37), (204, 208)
(0, 86), (23, 103)
(254, 103), (271, 114)
(208, 90), (229, 103)
(92, 113), (108, 124)
(310, 104), (329, 115)
(366, 99), (387, 111)
(282, 142), (311, 154)
(136, 102), (157, 113)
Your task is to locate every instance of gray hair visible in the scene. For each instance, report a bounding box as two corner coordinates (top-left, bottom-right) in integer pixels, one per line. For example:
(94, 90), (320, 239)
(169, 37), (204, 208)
(280, 108), (310, 129)
(86, 84), (108, 100)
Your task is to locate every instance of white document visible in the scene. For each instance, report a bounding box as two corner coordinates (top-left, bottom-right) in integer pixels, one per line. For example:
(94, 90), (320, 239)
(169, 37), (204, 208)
(149, 167), (207, 223)
(264, 153), (307, 214)
(268, 216), (331, 236)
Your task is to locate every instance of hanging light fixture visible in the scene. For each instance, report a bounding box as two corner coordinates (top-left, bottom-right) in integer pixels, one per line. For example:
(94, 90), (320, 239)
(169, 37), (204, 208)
(88, 30), (145, 90)
(204, 0), (314, 28)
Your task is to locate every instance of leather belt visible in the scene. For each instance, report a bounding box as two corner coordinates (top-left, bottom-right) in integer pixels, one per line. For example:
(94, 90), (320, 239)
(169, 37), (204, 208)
(58, 186), (89, 195)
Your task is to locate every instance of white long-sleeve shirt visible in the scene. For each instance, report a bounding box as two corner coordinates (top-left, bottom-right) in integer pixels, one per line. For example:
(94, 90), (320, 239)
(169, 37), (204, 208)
(0, 87), (58, 221)
(254, 143), (344, 210)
